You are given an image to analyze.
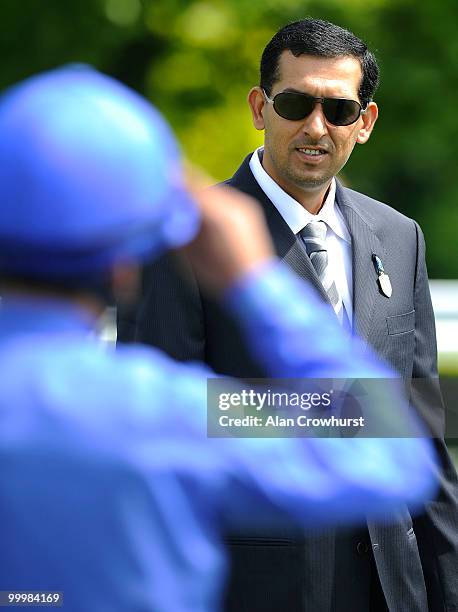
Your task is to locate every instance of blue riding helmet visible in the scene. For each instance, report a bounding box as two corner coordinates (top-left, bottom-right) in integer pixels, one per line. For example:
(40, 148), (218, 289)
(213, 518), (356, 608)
(0, 65), (199, 279)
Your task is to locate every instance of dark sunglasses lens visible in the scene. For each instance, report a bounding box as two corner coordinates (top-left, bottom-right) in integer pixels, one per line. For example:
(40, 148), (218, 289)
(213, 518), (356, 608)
(322, 98), (361, 126)
(273, 92), (315, 121)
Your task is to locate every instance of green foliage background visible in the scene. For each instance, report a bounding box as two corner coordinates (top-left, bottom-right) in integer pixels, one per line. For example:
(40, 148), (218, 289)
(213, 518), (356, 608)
(1, 0), (457, 278)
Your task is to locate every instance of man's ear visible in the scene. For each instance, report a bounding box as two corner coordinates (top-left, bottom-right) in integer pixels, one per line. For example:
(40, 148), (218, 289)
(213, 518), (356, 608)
(357, 101), (378, 144)
(247, 87), (266, 131)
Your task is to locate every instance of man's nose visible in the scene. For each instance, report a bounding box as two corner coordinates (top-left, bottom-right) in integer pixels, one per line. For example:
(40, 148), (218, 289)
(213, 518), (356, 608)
(301, 103), (328, 140)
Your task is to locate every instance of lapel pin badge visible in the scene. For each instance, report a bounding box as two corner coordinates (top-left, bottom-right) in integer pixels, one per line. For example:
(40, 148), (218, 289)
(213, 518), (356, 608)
(372, 254), (392, 298)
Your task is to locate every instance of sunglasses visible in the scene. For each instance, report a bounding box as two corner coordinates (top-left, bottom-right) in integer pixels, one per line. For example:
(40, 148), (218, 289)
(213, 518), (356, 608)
(263, 89), (366, 126)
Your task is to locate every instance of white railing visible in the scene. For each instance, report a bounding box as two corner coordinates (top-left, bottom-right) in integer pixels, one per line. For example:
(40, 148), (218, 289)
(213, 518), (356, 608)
(430, 280), (458, 373)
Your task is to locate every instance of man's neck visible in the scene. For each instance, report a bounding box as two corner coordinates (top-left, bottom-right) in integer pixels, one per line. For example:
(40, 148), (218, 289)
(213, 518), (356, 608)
(290, 184), (331, 215)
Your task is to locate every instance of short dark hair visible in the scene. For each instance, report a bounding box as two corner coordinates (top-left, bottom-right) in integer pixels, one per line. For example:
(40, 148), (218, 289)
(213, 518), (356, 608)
(260, 18), (379, 108)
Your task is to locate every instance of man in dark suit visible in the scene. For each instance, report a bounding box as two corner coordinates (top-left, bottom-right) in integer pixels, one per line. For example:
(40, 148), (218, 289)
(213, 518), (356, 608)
(118, 18), (458, 612)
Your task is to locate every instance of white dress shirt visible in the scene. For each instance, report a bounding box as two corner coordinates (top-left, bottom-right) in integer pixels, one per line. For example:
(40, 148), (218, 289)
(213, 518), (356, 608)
(249, 147), (353, 324)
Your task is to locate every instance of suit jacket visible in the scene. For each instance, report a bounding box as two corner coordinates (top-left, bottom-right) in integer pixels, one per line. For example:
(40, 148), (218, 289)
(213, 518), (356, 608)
(117, 155), (458, 612)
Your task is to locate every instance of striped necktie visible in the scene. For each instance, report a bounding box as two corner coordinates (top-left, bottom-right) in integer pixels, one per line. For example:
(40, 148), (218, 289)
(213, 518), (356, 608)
(299, 220), (345, 324)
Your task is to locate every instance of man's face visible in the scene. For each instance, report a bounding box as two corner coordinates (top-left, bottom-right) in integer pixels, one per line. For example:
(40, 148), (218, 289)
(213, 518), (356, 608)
(248, 51), (378, 200)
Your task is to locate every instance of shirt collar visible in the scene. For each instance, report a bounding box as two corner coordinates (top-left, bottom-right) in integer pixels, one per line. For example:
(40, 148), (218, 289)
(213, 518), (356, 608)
(249, 147), (351, 243)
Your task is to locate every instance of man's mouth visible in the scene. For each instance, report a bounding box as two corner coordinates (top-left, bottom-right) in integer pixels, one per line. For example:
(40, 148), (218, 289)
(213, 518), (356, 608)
(297, 147), (327, 156)
(295, 146), (329, 164)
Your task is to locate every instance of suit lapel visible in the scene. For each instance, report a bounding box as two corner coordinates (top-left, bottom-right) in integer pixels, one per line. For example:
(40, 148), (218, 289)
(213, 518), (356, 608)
(335, 181), (383, 343)
(263, 195), (331, 304)
(227, 156), (331, 304)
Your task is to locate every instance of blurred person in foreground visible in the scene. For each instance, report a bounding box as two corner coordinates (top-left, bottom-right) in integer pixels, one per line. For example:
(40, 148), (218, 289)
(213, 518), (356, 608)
(118, 18), (458, 612)
(0, 66), (437, 612)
